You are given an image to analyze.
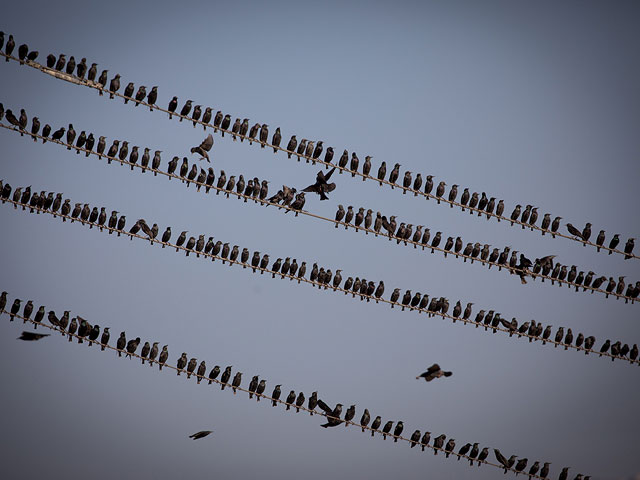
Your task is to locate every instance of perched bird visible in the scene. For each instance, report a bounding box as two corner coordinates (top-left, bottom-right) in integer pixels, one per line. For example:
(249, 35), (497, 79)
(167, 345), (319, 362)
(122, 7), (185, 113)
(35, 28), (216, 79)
(382, 421), (394, 440)
(360, 409), (370, 432)
(271, 385), (282, 406)
(168, 96), (178, 118)
(189, 431), (213, 440)
(566, 223), (583, 239)
(147, 86), (158, 110)
(179, 100), (193, 121)
(370, 416), (382, 436)
(109, 74), (121, 99)
(393, 421), (404, 442)
(417, 364), (452, 382)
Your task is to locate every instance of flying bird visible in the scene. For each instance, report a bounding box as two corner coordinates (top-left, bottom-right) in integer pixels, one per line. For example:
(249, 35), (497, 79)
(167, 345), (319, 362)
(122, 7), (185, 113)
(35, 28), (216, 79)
(416, 363), (452, 382)
(18, 331), (50, 341)
(190, 134), (214, 162)
(302, 167), (337, 200)
(188, 430), (213, 440)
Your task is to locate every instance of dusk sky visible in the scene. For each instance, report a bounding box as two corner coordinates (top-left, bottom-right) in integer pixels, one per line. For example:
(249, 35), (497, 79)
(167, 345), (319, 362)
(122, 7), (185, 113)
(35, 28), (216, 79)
(1, 1), (639, 479)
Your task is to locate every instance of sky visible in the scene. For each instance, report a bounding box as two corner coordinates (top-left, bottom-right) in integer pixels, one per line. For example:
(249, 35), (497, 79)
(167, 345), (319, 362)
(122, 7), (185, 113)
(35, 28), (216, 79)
(1, 1), (639, 479)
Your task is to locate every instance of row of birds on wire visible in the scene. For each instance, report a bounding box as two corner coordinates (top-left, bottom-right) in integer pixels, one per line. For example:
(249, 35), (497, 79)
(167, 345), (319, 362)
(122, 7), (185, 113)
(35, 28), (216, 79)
(0, 34), (636, 261)
(0, 110), (638, 303)
(1, 184), (639, 365)
(0, 129), (638, 304)
(1, 294), (587, 480)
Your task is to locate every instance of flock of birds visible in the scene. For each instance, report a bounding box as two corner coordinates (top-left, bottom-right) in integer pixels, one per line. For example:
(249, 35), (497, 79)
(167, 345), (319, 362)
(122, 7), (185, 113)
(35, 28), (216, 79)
(1, 291), (590, 480)
(0, 106), (639, 301)
(0, 31), (634, 479)
(0, 31), (637, 260)
(1, 190), (638, 362)
(1, 166), (638, 301)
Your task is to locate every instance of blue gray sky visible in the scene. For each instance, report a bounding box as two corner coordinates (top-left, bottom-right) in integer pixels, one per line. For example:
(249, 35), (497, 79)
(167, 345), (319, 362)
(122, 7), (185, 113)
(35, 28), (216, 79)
(1, 1), (639, 478)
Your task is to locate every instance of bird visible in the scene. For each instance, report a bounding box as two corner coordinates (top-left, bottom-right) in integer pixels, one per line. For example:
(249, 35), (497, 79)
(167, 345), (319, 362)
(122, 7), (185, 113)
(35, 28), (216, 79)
(189, 431), (213, 440)
(18, 331), (50, 341)
(191, 134), (214, 162)
(179, 100), (193, 121)
(393, 421), (404, 442)
(147, 86), (158, 110)
(360, 409), (370, 432)
(382, 421), (393, 439)
(417, 364), (452, 382)
(109, 74), (121, 99)
(271, 385), (281, 406)
(370, 416), (382, 437)
(302, 167), (337, 200)
(231, 372), (242, 393)
(566, 223), (582, 239)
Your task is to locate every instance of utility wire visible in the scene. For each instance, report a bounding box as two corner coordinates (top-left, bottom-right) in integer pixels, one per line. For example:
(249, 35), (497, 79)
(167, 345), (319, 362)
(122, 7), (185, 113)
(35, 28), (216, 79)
(1, 121), (636, 304)
(2, 49), (637, 261)
(1, 191), (637, 365)
(0, 303), (568, 480)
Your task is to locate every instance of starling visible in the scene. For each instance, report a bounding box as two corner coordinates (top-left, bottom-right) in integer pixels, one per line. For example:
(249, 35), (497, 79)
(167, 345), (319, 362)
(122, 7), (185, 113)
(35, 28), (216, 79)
(435, 181), (446, 203)
(272, 385), (282, 406)
(88, 324), (100, 346)
(377, 161), (387, 185)
(147, 86), (158, 110)
(176, 353), (188, 375)
(187, 358), (197, 378)
(608, 234), (620, 253)
(402, 171), (412, 193)
(18, 331), (50, 341)
(100, 328), (110, 350)
(272, 127), (282, 153)
(179, 100), (193, 121)
(259, 124), (269, 147)
(168, 96), (178, 118)
(393, 421), (404, 442)
(448, 184), (458, 205)
(624, 238), (635, 259)
(370, 416), (382, 436)
(295, 392), (305, 412)
(360, 409), (370, 432)
(191, 105), (202, 127)
(416, 364), (453, 382)
(382, 421), (394, 440)
(389, 163), (401, 187)
(65, 56), (76, 74)
(9, 299), (21, 321)
(140, 342), (150, 363)
(285, 390), (296, 410)
(197, 360), (207, 384)
(159, 346), (169, 370)
(286, 135), (297, 158)
(256, 380), (267, 399)
(126, 337), (141, 358)
(123, 81), (134, 103)
(189, 431), (213, 440)
(134, 85), (146, 106)
(302, 167), (337, 200)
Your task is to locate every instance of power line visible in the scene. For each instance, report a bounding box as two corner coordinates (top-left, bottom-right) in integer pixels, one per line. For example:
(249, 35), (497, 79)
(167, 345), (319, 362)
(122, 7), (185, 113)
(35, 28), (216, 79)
(1, 189), (637, 365)
(2, 48), (636, 261)
(1, 121), (636, 304)
(0, 300), (577, 480)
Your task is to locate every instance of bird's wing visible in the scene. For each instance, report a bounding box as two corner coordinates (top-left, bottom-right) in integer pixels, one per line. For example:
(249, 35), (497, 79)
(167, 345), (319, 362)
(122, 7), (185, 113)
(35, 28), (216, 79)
(324, 166), (337, 181)
(443, 371), (453, 377)
(426, 363), (441, 374)
(302, 183), (319, 193)
(316, 170), (327, 183)
(325, 183), (336, 193)
(198, 134), (214, 152)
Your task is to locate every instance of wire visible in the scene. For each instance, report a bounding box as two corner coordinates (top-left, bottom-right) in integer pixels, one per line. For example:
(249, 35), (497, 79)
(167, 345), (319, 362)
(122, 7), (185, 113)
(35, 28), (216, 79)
(1, 191), (637, 365)
(1, 301), (574, 480)
(2, 49), (637, 261)
(1, 121), (636, 304)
